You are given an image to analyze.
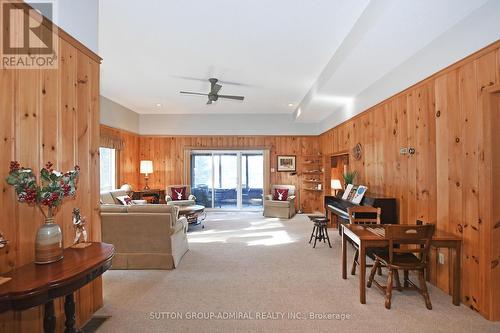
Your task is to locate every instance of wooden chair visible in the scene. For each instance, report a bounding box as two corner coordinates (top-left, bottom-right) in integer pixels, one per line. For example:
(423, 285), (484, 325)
(367, 224), (435, 310)
(347, 206), (382, 275)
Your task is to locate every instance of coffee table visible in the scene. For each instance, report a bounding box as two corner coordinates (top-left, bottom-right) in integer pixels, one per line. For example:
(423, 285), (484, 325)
(178, 205), (206, 228)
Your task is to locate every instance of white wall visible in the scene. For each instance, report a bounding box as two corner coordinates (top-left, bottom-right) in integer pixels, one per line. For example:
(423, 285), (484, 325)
(319, 0), (500, 133)
(51, 0), (99, 53)
(139, 114), (319, 136)
(100, 96), (140, 133)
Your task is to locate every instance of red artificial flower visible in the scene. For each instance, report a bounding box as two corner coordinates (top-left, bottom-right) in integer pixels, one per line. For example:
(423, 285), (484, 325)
(9, 161), (20, 172)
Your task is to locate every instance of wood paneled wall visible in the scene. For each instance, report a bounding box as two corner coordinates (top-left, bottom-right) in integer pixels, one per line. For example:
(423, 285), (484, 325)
(0, 32), (101, 333)
(319, 41), (500, 320)
(102, 126), (323, 213)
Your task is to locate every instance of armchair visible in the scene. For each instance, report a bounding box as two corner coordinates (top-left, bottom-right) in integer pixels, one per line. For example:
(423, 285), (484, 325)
(263, 185), (296, 219)
(166, 185), (196, 207)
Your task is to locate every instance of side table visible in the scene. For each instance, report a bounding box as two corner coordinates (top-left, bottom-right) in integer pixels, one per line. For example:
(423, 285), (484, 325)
(0, 243), (115, 333)
(132, 189), (166, 204)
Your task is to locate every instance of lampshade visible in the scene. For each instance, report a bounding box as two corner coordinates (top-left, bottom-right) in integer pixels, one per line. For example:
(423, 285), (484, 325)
(331, 179), (343, 190)
(140, 160), (153, 174)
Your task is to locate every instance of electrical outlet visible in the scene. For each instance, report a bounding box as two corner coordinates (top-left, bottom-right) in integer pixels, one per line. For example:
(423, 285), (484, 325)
(438, 252), (445, 265)
(271, 168), (275, 172)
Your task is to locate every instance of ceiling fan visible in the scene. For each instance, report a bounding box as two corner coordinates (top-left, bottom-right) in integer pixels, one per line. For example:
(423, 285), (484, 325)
(180, 78), (245, 105)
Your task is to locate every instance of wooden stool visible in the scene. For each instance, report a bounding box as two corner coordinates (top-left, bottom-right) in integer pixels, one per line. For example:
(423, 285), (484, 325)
(309, 217), (332, 248)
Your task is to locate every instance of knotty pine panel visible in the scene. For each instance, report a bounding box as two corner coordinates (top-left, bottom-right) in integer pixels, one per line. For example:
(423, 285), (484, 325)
(320, 41), (500, 320)
(476, 51), (499, 320)
(103, 128), (323, 213)
(100, 125), (141, 190)
(0, 37), (102, 333)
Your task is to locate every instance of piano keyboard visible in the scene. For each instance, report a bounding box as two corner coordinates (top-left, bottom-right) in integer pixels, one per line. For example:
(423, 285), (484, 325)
(366, 227), (385, 237)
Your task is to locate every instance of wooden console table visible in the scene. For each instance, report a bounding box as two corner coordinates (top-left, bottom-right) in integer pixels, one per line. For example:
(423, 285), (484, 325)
(132, 189), (166, 204)
(0, 242), (115, 333)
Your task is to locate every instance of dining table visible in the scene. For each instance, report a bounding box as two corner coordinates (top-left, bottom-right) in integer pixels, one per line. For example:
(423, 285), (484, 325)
(341, 223), (462, 306)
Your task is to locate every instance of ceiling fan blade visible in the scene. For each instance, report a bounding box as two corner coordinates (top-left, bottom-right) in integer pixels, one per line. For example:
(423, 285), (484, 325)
(179, 91), (208, 96)
(174, 76), (253, 87)
(218, 95), (245, 101)
(217, 79), (253, 87)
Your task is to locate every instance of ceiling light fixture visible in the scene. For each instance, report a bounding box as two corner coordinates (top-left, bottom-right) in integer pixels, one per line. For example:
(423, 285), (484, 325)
(155, 103), (162, 107)
(288, 103), (294, 107)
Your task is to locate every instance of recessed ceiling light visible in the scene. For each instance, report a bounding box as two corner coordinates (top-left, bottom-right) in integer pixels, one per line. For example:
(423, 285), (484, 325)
(155, 103), (162, 107)
(288, 103), (294, 107)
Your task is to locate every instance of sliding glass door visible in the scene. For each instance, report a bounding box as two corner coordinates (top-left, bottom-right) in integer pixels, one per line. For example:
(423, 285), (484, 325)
(241, 153), (263, 209)
(191, 150), (263, 210)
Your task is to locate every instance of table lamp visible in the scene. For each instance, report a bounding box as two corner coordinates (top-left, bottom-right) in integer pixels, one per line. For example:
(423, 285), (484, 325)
(331, 179), (342, 196)
(140, 160), (153, 190)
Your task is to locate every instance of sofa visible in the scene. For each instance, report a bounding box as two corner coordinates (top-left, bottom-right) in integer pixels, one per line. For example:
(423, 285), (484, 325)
(100, 188), (147, 205)
(166, 185), (196, 207)
(100, 190), (189, 269)
(263, 185), (296, 219)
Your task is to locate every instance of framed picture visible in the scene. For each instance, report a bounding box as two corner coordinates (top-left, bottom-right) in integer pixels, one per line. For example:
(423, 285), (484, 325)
(277, 155), (296, 172)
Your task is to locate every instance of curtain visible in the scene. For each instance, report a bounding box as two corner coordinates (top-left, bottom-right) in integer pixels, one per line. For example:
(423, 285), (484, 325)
(100, 133), (124, 150)
(183, 149), (191, 185)
(263, 149), (270, 195)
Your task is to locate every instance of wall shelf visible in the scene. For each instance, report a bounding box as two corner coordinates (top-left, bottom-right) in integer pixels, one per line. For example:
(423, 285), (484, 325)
(303, 188), (323, 192)
(299, 153), (324, 196)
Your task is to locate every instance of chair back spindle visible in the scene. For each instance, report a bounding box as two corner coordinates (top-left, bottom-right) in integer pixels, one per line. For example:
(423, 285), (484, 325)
(385, 224), (435, 265)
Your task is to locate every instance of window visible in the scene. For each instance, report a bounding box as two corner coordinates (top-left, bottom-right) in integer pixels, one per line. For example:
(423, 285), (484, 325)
(190, 150), (264, 210)
(100, 147), (116, 191)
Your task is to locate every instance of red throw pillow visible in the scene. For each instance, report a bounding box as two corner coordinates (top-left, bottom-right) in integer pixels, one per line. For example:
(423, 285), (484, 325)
(171, 187), (187, 201)
(273, 188), (289, 201)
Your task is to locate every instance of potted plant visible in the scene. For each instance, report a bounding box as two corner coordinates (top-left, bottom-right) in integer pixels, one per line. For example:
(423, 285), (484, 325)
(343, 170), (357, 187)
(6, 161), (80, 264)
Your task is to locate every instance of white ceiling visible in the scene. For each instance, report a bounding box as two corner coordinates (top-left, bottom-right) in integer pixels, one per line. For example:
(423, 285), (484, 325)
(99, 0), (370, 114)
(99, 0), (492, 124)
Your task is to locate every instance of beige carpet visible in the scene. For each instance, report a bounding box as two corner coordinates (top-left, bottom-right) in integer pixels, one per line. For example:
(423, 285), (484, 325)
(95, 212), (500, 333)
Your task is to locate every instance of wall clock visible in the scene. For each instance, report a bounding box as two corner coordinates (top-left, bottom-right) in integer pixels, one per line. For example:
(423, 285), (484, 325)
(352, 143), (362, 160)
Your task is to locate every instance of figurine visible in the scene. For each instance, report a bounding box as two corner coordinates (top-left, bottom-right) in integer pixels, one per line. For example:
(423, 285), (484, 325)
(0, 231), (7, 249)
(72, 208), (88, 244)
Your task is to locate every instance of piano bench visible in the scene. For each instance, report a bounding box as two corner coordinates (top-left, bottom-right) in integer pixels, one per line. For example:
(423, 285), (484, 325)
(308, 217), (332, 248)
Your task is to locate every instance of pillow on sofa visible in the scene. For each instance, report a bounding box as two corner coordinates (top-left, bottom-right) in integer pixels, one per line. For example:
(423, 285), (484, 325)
(116, 195), (133, 205)
(273, 188), (289, 201)
(171, 187), (187, 201)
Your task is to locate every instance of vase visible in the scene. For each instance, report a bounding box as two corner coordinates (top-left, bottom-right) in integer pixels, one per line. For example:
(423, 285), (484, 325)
(35, 217), (63, 264)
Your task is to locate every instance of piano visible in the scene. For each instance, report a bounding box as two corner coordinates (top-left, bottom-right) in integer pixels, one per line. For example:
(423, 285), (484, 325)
(324, 194), (397, 231)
